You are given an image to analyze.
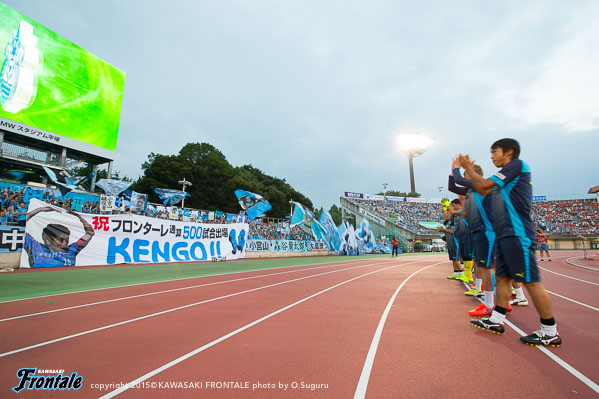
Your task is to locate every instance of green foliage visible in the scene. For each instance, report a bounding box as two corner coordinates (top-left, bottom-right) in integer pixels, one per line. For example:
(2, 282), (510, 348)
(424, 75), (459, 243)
(131, 142), (315, 218)
(67, 163), (131, 183)
(328, 204), (342, 225)
(377, 190), (421, 198)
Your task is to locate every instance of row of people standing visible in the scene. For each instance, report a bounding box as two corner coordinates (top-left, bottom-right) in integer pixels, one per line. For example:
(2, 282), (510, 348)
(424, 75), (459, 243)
(439, 138), (561, 347)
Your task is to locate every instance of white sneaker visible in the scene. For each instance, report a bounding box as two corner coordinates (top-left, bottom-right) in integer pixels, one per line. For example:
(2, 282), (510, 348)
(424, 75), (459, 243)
(509, 298), (529, 306)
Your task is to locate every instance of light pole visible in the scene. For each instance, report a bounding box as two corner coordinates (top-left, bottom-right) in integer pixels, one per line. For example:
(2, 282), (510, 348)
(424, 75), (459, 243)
(178, 178), (192, 208)
(382, 183), (388, 200)
(397, 133), (434, 195)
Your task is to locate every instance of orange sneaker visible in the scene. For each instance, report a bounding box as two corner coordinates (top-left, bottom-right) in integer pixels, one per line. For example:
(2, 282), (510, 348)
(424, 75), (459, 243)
(468, 304), (492, 317)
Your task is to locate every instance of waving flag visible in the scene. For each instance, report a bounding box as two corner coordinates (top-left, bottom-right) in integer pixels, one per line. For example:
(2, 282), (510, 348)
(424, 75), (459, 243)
(356, 218), (376, 253)
(290, 203), (326, 241)
(234, 189), (272, 221)
(42, 166), (96, 196)
(154, 188), (191, 206)
(319, 210), (341, 251)
(96, 179), (133, 196)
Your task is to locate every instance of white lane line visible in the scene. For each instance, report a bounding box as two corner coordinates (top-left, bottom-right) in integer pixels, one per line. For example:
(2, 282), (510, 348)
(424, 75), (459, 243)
(0, 259), (424, 359)
(0, 257), (386, 304)
(466, 269), (599, 394)
(504, 320), (599, 394)
(565, 257), (599, 272)
(546, 290), (599, 312)
(0, 261), (377, 322)
(353, 261), (444, 399)
(99, 262), (410, 399)
(540, 266), (599, 286)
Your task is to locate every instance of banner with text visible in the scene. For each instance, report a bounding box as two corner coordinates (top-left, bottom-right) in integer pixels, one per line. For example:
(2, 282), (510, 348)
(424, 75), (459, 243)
(19, 199), (248, 268)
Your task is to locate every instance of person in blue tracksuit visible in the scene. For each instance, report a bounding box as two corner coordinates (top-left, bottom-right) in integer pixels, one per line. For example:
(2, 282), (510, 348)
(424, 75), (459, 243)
(460, 138), (561, 347)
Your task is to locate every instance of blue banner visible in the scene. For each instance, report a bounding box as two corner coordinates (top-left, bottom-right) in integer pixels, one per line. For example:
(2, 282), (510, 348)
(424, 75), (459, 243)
(319, 210), (341, 251)
(96, 179), (133, 196)
(246, 239), (271, 252)
(154, 188), (191, 206)
(0, 225), (24, 253)
(356, 219), (376, 253)
(234, 189), (272, 221)
(532, 196), (547, 202)
(42, 165), (96, 197)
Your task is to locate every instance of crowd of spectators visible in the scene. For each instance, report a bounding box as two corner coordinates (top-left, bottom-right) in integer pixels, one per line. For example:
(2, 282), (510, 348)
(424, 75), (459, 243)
(352, 198), (599, 236)
(354, 199), (444, 235)
(3, 184), (597, 239)
(532, 199), (598, 235)
(0, 185), (314, 241)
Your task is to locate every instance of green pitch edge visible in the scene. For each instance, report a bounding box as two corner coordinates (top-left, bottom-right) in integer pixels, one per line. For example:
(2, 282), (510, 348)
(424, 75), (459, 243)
(0, 254), (413, 302)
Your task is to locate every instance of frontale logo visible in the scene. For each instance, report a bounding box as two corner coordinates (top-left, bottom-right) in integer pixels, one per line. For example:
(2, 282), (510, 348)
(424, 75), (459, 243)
(12, 368), (83, 393)
(1, 20), (41, 114)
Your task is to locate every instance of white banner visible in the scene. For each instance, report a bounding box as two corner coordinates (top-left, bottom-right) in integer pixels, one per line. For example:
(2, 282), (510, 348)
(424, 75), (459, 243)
(365, 194), (385, 201)
(100, 195), (114, 212)
(406, 197), (426, 203)
(358, 207), (386, 225)
(20, 199), (248, 268)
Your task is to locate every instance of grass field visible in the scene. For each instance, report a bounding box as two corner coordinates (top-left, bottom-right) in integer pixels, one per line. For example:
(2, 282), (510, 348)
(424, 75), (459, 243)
(0, 254), (412, 301)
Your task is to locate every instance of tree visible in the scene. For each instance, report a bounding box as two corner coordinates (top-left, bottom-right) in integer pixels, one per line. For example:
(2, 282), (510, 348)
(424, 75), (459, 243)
(328, 204), (342, 226)
(377, 190), (420, 198)
(132, 142), (315, 218)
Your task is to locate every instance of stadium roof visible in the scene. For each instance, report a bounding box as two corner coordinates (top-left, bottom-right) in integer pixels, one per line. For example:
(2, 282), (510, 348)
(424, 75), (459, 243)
(587, 185), (599, 194)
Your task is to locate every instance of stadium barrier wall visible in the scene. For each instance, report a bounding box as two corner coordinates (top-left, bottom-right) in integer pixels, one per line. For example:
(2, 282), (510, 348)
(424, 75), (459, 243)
(0, 229), (337, 269)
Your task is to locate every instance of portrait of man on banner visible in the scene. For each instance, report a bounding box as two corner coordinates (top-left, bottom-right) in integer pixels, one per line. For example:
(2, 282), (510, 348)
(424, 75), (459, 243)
(22, 204), (95, 268)
(130, 191), (147, 214)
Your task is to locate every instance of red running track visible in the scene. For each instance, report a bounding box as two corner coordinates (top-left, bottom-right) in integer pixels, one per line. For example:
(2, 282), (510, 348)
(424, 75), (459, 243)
(0, 252), (597, 398)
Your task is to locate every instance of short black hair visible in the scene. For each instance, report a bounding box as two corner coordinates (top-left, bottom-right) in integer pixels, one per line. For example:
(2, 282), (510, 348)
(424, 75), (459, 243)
(491, 138), (520, 159)
(451, 198), (461, 205)
(43, 223), (70, 238)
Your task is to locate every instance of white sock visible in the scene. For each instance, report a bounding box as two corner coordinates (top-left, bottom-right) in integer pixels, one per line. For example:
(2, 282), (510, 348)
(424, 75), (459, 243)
(474, 278), (482, 291)
(453, 271), (460, 276)
(541, 322), (557, 336)
(484, 291), (494, 309)
(515, 287), (526, 300)
(489, 310), (506, 324)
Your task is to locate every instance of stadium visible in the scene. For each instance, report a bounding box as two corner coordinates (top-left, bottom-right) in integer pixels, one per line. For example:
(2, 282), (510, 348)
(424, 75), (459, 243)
(0, 1), (598, 398)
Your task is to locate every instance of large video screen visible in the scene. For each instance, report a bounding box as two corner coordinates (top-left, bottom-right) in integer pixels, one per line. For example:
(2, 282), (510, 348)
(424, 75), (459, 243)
(0, 3), (125, 157)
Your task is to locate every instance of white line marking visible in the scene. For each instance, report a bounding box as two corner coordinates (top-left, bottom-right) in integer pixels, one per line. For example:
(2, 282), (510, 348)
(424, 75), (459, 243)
(353, 261), (444, 399)
(0, 257), (386, 304)
(539, 266), (599, 286)
(565, 257), (599, 272)
(0, 259), (425, 358)
(99, 262), (411, 399)
(504, 320), (599, 394)
(0, 261), (375, 322)
(546, 290), (599, 312)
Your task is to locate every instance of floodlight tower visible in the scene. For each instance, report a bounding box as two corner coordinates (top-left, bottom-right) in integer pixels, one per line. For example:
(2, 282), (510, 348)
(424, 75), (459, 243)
(397, 133), (434, 195)
(178, 178), (192, 208)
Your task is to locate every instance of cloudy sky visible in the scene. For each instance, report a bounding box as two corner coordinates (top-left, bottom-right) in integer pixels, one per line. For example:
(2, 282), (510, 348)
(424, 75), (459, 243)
(5, 0), (599, 210)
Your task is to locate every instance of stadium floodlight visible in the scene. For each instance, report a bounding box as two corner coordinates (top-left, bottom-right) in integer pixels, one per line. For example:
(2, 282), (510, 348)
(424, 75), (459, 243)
(178, 178), (192, 208)
(397, 133), (434, 194)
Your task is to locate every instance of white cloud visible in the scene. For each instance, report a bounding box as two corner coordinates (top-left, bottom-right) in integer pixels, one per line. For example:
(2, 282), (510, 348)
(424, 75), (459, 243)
(493, 4), (599, 131)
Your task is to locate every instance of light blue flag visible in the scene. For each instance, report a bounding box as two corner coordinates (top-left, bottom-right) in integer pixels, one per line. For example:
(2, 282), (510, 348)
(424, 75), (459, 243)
(319, 210), (341, 251)
(154, 188), (191, 206)
(234, 189), (272, 221)
(290, 203), (319, 239)
(290, 203), (315, 228)
(42, 166), (96, 196)
(96, 179), (133, 196)
(356, 219), (376, 253)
